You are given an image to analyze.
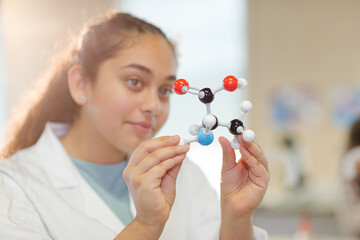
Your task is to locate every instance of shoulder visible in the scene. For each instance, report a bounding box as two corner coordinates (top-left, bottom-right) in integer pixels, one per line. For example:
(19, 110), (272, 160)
(0, 147), (42, 213)
(0, 146), (47, 190)
(0, 146), (41, 173)
(343, 146), (360, 162)
(0, 149), (59, 240)
(341, 146), (360, 181)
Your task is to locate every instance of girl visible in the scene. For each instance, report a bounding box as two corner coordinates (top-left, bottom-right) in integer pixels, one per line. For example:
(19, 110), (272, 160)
(338, 119), (360, 236)
(0, 12), (269, 239)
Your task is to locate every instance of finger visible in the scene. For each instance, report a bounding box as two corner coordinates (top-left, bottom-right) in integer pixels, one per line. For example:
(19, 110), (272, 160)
(135, 144), (189, 175)
(237, 135), (269, 172)
(240, 156), (250, 170)
(218, 136), (236, 173)
(161, 155), (186, 190)
(128, 135), (181, 167)
(165, 159), (184, 182)
(239, 144), (269, 181)
(160, 156), (186, 206)
(143, 153), (187, 185)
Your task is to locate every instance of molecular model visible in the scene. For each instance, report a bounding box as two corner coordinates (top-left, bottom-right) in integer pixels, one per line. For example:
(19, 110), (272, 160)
(173, 75), (255, 149)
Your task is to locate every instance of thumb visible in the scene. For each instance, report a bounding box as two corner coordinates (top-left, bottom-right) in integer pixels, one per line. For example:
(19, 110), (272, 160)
(218, 136), (236, 173)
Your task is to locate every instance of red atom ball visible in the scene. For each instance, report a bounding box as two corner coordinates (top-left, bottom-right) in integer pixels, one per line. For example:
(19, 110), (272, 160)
(173, 79), (189, 95)
(223, 75), (238, 92)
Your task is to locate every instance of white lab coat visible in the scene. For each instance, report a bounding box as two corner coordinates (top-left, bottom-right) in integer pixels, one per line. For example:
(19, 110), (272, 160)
(0, 122), (268, 240)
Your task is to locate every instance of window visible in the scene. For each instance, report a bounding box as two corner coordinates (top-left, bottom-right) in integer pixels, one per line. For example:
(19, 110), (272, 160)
(121, 0), (248, 196)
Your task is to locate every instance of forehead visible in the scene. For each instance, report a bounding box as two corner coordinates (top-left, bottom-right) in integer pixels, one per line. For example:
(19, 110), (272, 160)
(113, 33), (176, 70)
(94, 33), (177, 85)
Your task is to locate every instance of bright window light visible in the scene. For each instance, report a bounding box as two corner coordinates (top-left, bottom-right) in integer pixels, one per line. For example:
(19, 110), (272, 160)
(120, 0), (248, 196)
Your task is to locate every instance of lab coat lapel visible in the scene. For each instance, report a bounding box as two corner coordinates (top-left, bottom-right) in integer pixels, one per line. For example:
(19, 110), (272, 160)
(36, 122), (127, 234)
(79, 173), (126, 233)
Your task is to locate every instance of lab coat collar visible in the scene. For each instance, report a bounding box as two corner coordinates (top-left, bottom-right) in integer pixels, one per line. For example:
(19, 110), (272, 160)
(34, 122), (79, 188)
(34, 122), (131, 233)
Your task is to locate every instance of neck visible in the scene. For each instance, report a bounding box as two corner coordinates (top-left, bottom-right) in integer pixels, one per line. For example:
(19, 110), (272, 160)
(60, 115), (126, 165)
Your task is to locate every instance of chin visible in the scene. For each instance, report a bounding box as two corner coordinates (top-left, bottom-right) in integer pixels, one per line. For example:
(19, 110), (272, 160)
(124, 136), (145, 154)
(117, 130), (157, 156)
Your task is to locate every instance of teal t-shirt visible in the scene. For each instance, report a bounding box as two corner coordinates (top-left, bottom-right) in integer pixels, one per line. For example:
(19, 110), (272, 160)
(71, 157), (133, 225)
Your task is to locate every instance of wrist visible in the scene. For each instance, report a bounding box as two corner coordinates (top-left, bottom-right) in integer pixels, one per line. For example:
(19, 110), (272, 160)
(114, 218), (166, 240)
(221, 206), (253, 226)
(131, 217), (165, 239)
(220, 209), (254, 240)
(221, 198), (254, 219)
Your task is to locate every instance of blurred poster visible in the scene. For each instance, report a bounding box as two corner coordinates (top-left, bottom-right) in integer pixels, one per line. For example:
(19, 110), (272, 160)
(270, 86), (321, 132)
(332, 85), (360, 128)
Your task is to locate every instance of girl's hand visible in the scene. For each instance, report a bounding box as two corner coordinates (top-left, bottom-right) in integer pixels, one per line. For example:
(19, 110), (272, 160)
(219, 134), (270, 218)
(123, 135), (189, 228)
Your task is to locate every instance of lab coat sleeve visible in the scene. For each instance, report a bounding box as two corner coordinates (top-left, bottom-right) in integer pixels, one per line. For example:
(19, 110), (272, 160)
(185, 161), (221, 240)
(185, 161), (268, 240)
(0, 171), (53, 239)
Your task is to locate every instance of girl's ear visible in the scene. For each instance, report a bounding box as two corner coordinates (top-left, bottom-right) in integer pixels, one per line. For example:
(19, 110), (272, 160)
(67, 65), (88, 105)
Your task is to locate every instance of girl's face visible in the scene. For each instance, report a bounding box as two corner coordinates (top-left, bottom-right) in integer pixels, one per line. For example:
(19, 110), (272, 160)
(83, 33), (177, 157)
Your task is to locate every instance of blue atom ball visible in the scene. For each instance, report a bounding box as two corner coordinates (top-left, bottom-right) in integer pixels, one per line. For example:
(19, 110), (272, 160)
(197, 129), (214, 146)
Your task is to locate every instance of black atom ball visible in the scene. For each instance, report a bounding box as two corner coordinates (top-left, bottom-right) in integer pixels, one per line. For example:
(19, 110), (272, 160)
(229, 119), (244, 135)
(199, 88), (214, 104)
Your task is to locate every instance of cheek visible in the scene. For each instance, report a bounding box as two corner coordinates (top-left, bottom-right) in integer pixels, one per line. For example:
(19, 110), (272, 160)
(108, 95), (138, 120)
(157, 103), (170, 126)
(91, 89), (137, 124)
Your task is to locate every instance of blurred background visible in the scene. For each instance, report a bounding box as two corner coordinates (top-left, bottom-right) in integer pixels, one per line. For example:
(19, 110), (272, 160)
(1, 0), (360, 239)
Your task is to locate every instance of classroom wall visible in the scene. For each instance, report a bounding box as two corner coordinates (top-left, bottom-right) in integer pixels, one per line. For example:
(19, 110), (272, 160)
(248, 0), (360, 210)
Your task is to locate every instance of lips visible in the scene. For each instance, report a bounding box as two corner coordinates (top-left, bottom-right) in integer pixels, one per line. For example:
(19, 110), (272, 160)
(129, 121), (154, 134)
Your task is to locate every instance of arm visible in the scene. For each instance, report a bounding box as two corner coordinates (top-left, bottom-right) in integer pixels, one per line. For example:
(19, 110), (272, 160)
(220, 207), (253, 240)
(0, 172), (53, 240)
(218, 135), (270, 240)
(114, 218), (164, 240)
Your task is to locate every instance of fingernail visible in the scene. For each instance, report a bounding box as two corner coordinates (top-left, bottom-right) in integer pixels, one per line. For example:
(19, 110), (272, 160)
(171, 135), (179, 140)
(181, 144), (190, 150)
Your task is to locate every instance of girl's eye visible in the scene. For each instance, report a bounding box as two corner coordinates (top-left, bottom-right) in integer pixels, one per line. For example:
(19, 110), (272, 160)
(159, 87), (173, 99)
(126, 78), (143, 90)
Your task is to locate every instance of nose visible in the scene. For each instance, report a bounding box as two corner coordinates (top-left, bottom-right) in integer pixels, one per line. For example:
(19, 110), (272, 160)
(140, 88), (161, 116)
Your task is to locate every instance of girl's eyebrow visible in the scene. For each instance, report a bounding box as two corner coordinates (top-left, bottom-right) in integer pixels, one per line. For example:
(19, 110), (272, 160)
(123, 63), (176, 81)
(123, 64), (152, 75)
(166, 75), (176, 81)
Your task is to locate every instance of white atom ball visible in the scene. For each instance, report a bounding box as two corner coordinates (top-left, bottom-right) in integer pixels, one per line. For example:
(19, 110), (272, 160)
(189, 124), (201, 136)
(202, 114), (217, 129)
(237, 126), (244, 134)
(243, 130), (255, 142)
(240, 100), (252, 113)
(238, 78), (248, 89)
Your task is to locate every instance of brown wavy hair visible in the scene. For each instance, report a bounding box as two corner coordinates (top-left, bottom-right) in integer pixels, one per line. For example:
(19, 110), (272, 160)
(347, 119), (360, 151)
(1, 12), (175, 158)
